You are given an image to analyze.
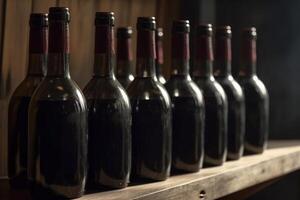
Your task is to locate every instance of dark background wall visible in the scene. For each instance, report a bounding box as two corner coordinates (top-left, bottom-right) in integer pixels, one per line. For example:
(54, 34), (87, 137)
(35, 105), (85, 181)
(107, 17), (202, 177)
(215, 0), (300, 140)
(214, 0), (300, 199)
(180, 0), (300, 199)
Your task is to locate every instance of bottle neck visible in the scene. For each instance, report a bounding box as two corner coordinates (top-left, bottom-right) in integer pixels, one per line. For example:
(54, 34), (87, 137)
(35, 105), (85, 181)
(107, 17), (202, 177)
(136, 29), (156, 78)
(94, 25), (115, 78)
(117, 36), (132, 76)
(28, 26), (48, 76)
(215, 37), (231, 77)
(240, 38), (257, 76)
(155, 36), (164, 76)
(47, 21), (70, 77)
(171, 32), (190, 77)
(193, 36), (213, 77)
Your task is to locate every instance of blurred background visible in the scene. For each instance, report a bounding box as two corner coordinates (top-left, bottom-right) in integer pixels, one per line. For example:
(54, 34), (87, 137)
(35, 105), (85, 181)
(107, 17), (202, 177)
(0, 0), (300, 199)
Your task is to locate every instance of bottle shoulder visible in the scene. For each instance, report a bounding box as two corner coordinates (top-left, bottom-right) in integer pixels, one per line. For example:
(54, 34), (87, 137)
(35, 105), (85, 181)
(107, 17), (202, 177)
(30, 77), (86, 109)
(10, 76), (43, 98)
(194, 76), (228, 107)
(127, 77), (171, 108)
(165, 77), (204, 104)
(83, 76), (129, 103)
(239, 75), (269, 100)
(157, 75), (166, 85)
(216, 75), (244, 101)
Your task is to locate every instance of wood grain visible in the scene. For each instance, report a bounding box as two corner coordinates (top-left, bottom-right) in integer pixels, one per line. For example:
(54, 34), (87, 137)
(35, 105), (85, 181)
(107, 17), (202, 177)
(78, 141), (300, 200)
(32, 0), (57, 13)
(155, 0), (180, 78)
(0, 0), (32, 177)
(0, 0), (6, 98)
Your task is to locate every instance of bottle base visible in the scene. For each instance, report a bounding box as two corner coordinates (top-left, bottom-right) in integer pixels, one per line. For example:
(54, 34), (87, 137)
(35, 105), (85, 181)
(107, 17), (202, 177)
(32, 182), (85, 199)
(172, 162), (202, 173)
(244, 142), (266, 155)
(87, 178), (129, 190)
(204, 155), (225, 167)
(8, 174), (29, 190)
(227, 152), (243, 161)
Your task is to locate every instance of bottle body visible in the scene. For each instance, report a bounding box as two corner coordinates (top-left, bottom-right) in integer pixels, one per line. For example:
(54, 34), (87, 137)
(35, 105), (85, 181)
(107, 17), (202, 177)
(8, 13), (48, 188)
(194, 77), (228, 166)
(28, 77), (88, 198)
(192, 24), (228, 166)
(165, 20), (204, 172)
(215, 76), (245, 159)
(214, 26), (245, 160)
(239, 75), (269, 154)
(85, 12), (132, 188)
(239, 27), (269, 154)
(8, 76), (43, 189)
(165, 76), (204, 172)
(84, 77), (131, 188)
(129, 17), (172, 181)
(128, 77), (172, 181)
(28, 8), (87, 198)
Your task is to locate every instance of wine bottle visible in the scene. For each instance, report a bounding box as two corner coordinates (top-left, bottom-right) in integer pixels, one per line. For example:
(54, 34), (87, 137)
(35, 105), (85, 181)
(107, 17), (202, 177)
(192, 24), (228, 166)
(84, 12), (131, 189)
(155, 27), (166, 84)
(214, 26), (245, 160)
(8, 13), (48, 189)
(128, 17), (172, 181)
(28, 7), (88, 199)
(165, 20), (205, 172)
(116, 27), (134, 88)
(238, 27), (269, 154)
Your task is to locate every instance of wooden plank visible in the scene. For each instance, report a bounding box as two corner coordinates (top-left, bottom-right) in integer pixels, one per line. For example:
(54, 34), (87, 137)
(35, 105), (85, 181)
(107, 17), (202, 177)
(0, 0), (32, 177)
(95, 0), (112, 12)
(155, 0), (180, 78)
(0, 0), (5, 98)
(110, 0), (130, 27)
(32, 0), (57, 13)
(77, 141), (300, 200)
(218, 178), (280, 200)
(57, 0), (95, 88)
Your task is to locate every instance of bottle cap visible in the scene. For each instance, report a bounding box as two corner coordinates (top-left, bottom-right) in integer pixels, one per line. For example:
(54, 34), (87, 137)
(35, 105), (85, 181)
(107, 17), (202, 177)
(95, 12), (115, 26)
(48, 7), (70, 22)
(137, 17), (156, 30)
(172, 20), (190, 33)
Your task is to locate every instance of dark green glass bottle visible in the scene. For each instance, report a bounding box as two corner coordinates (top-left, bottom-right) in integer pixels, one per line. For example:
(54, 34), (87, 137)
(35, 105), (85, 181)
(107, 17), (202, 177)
(28, 7), (88, 199)
(84, 12), (131, 189)
(165, 20), (205, 172)
(214, 26), (245, 160)
(238, 27), (269, 154)
(128, 17), (172, 181)
(8, 13), (48, 189)
(192, 24), (228, 166)
(116, 27), (134, 89)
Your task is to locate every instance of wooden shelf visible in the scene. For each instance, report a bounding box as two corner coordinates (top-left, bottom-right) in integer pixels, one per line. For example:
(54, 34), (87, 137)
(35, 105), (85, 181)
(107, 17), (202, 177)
(1, 140), (300, 200)
(80, 140), (300, 200)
